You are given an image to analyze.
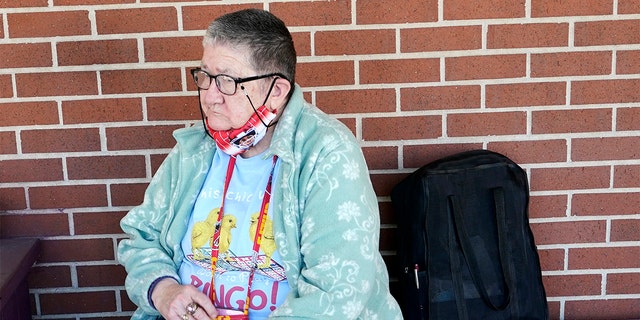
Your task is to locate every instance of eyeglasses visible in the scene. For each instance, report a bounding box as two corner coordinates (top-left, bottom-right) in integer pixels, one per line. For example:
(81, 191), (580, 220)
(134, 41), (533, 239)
(190, 68), (286, 95)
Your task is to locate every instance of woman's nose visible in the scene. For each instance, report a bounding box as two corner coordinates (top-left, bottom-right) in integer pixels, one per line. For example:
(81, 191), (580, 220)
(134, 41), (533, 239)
(200, 83), (225, 106)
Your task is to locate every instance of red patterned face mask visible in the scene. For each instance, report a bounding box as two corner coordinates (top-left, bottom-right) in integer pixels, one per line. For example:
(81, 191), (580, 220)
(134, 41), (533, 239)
(206, 105), (277, 156)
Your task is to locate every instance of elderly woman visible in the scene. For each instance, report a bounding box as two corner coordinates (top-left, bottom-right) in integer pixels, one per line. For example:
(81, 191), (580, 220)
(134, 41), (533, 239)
(117, 8), (401, 320)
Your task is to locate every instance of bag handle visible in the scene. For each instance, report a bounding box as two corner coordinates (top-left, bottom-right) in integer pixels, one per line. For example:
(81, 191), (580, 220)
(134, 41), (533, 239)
(448, 187), (515, 311)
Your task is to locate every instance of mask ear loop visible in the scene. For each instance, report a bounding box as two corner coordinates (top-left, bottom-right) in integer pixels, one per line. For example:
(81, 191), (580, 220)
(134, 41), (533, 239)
(240, 77), (280, 128)
(196, 89), (215, 140)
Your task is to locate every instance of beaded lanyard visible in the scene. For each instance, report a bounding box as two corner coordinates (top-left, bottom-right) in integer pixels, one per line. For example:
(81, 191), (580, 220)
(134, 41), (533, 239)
(209, 155), (277, 320)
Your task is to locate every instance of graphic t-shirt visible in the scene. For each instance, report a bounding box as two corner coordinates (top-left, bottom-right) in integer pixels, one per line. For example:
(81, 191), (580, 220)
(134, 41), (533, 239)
(179, 151), (289, 319)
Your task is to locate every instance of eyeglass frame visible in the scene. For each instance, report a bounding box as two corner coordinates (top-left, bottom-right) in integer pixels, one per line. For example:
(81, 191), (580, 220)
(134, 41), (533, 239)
(190, 68), (288, 95)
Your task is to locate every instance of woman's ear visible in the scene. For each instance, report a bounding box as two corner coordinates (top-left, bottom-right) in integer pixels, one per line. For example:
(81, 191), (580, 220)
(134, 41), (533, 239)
(268, 77), (292, 112)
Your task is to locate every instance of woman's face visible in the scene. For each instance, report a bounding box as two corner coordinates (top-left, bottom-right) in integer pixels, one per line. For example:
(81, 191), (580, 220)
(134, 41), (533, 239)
(198, 43), (269, 131)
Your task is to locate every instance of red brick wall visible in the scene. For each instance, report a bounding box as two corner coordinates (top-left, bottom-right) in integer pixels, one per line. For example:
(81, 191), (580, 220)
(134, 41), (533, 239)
(1, 1), (639, 319)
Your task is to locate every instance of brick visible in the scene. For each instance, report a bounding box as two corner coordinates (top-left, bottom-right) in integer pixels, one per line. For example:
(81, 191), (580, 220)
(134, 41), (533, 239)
(0, 0), (47, 7)
(356, 0), (437, 24)
(378, 201), (395, 225)
(402, 85), (480, 111)
(29, 184), (108, 209)
(0, 158), (63, 183)
(21, 128), (101, 153)
(530, 166), (610, 191)
(73, 211), (126, 235)
(120, 291), (137, 312)
(611, 219), (640, 242)
(486, 82), (566, 108)
(532, 108), (612, 134)
(57, 39), (138, 66)
(0, 101), (59, 126)
(538, 249), (565, 271)
(447, 112), (526, 137)
(607, 273), (640, 294)
(0, 43), (52, 68)
(62, 98), (143, 124)
(402, 144), (481, 169)
(7, 11), (90, 38)
(615, 100), (640, 128)
(570, 246), (640, 269)
(144, 36), (201, 62)
(101, 68), (182, 94)
(575, 20), (640, 46)
(531, 220), (606, 245)
(446, 55), (526, 80)
(147, 96), (200, 121)
(28, 266), (72, 289)
(292, 32), (311, 57)
(296, 61), (354, 87)
(531, 0), (612, 17)
(565, 298), (640, 320)
(39, 290), (116, 314)
(0, 213), (69, 237)
(614, 165), (640, 188)
(110, 183), (148, 207)
(360, 58), (439, 84)
(270, 0), (351, 26)
(572, 192), (640, 216)
(572, 137), (640, 161)
(0, 74), (12, 98)
(67, 155), (146, 180)
(531, 51), (612, 77)
(362, 146), (398, 170)
(542, 274), (602, 297)
(363, 115), (441, 141)
(182, 4), (260, 31)
(379, 228), (395, 252)
(487, 140), (567, 164)
(16, 72), (98, 97)
(56, 0), (130, 4)
(529, 195), (568, 219)
(316, 89), (396, 114)
(572, 79), (640, 104)
(96, 7), (178, 34)
(106, 125), (182, 151)
(444, 0), (525, 20)
(617, 50), (640, 74)
(151, 153), (169, 175)
(40, 238), (114, 263)
(315, 29), (395, 55)
(619, 0), (640, 13)
(0, 187), (26, 210)
(369, 172), (407, 197)
(77, 264), (126, 287)
(488, 23), (569, 48)
(402, 26), (481, 53)
(0, 131), (17, 154)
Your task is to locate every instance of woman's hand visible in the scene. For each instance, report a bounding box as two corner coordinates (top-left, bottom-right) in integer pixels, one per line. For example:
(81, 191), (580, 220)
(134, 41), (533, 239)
(151, 278), (218, 320)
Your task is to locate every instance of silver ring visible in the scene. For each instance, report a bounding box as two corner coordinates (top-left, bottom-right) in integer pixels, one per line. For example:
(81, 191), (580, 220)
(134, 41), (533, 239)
(186, 302), (198, 315)
(181, 313), (189, 320)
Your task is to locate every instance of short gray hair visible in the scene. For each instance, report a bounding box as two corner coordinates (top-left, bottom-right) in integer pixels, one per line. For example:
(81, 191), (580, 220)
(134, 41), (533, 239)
(203, 9), (296, 84)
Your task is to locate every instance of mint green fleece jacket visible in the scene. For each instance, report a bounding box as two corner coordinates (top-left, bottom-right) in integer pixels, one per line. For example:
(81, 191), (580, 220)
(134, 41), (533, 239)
(117, 86), (402, 319)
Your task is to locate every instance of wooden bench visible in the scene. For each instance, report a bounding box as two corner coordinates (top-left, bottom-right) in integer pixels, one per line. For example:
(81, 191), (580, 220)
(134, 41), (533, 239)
(0, 238), (41, 320)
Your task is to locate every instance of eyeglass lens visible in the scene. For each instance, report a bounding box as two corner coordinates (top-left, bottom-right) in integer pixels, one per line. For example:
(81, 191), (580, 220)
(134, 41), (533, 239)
(192, 70), (237, 95)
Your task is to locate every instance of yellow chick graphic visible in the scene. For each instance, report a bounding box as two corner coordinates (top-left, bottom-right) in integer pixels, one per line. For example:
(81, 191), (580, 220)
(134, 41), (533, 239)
(218, 214), (237, 261)
(191, 208), (220, 261)
(249, 211), (276, 268)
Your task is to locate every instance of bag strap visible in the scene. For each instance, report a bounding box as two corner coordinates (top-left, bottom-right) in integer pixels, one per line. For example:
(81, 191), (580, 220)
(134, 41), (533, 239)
(448, 211), (470, 320)
(448, 187), (514, 311)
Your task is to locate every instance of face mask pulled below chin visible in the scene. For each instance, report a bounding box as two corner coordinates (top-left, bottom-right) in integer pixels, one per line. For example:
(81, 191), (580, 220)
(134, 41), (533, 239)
(207, 105), (277, 156)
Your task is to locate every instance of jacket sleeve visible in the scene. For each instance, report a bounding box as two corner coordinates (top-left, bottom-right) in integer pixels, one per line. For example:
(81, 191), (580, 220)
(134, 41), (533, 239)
(272, 136), (391, 319)
(117, 146), (183, 316)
